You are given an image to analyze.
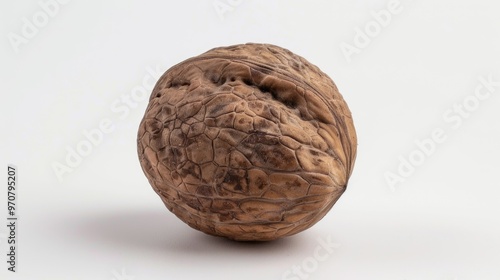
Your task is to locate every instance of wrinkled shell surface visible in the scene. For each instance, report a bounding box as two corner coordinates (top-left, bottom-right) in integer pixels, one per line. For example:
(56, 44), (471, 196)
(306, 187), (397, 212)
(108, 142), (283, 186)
(137, 43), (357, 241)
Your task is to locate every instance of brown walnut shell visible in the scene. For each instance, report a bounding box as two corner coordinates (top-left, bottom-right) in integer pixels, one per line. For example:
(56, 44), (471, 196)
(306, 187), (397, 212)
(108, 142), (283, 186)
(137, 43), (357, 241)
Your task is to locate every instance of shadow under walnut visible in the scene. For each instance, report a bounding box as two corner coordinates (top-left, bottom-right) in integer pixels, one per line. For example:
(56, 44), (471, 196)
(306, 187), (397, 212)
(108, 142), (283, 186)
(137, 43), (357, 241)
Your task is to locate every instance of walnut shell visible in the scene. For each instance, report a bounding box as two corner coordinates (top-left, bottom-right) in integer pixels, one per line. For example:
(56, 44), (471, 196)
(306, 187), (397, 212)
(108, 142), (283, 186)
(137, 43), (357, 241)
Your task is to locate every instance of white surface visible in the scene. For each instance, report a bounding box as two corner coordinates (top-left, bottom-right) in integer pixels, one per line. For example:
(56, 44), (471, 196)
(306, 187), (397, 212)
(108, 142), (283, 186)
(1, 0), (500, 279)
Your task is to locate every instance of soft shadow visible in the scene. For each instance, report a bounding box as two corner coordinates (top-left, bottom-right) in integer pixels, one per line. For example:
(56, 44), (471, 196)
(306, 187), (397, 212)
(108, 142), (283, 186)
(63, 208), (304, 255)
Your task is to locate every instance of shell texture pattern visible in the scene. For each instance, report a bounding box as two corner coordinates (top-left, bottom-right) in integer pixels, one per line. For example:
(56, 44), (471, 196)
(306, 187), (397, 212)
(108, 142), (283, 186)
(138, 43), (357, 241)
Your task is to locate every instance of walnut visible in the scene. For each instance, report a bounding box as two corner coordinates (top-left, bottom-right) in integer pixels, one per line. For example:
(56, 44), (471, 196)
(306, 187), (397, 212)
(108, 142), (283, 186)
(137, 43), (357, 241)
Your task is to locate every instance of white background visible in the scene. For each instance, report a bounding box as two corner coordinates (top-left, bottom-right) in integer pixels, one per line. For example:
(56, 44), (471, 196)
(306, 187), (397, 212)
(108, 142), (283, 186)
(1, 0), (500, 279)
